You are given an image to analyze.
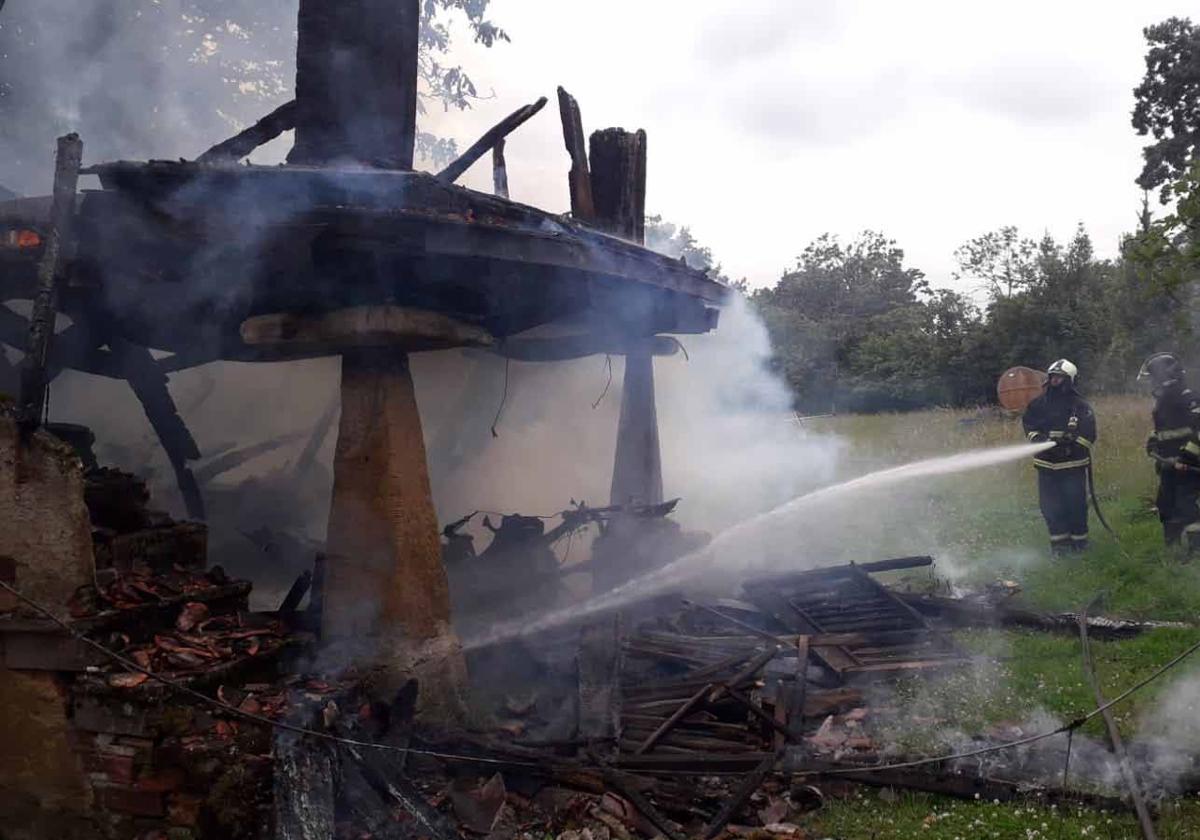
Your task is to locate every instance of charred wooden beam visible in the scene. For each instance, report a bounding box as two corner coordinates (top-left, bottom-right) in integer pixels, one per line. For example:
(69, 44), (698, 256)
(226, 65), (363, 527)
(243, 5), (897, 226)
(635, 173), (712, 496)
(436, 96), (548, 184)
(193, 432), (305, 485)
(898, 592), (1179, 639)
(279, 570), (313, 614)
(800, 761), (1134, 813)
(342, 744), (462, 840)
(1079, 599), (1158, 840)
(703, 753), (779, 840)
(18, 133), (82, 427)
(110, 337), (206, 521)
(292, 394), (339, 480)
(591, 759), (685, 840)
(274, 730), (337, 840)
(290, 0), (419, 167)
(557, 87), (595, 221)
(197, 100), (298, 163)
(788, 635), (810, 740)
(589, 128), (647, 243)
(492, 139), (509, 198)
(857, 555), (934, 574)
(613, 752), (775, 774)
(240, 306), (495, 352)
(496, 334), (679, 363)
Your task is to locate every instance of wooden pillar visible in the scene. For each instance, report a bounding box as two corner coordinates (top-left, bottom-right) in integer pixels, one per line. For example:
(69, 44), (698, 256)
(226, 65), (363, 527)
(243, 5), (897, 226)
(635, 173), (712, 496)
(19, 133), (82, 428)
(289, 0), (419, 167)
(588, 128), (663, 507)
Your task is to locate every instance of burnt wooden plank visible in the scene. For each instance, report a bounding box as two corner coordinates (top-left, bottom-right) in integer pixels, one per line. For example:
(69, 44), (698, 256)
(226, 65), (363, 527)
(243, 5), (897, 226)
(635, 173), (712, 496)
(438, 97), (547, 184)
(557, 87), (595, 221)
(578, 613), (622, 742)
(197, 100), (298, 163)
(291, 0), (419, 167)
(589, 128), (647, 244)
(19, 133), (82, 427)
(492, 139), (509, 198)
(702, 753), (779, 840)
(274, 730), (337, 840)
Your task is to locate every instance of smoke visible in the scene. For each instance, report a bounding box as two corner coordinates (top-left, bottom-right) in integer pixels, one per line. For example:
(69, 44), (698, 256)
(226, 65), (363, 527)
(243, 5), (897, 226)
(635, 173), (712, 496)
(0, 1), (300, 195)
(463, 441), (1052, 649)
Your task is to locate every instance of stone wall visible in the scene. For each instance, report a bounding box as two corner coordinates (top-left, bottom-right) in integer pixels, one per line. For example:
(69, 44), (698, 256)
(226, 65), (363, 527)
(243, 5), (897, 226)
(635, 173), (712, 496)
(0, 414), (95, 615)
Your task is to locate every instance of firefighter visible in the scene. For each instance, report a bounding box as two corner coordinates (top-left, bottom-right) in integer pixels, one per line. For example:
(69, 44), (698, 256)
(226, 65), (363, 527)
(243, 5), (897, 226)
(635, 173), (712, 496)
(1139, 352), (1200, 550)
(1022, 359), (1096, 555)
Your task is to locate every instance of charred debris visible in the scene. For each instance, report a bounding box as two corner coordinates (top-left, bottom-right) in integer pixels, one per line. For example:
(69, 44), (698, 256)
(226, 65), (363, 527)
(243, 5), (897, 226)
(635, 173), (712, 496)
(0, 0), (1191, 838)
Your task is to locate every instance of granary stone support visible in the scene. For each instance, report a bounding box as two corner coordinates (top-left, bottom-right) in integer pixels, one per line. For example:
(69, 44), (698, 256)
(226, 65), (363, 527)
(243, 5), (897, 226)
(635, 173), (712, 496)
(586, 127), (664, 509)
(286, 0), (466, 719)
(323, 351), (468, 715)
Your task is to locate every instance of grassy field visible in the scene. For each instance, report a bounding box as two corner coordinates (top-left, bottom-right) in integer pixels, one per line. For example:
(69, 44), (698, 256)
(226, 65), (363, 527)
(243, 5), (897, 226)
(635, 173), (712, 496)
(788, 395), (1200, 838)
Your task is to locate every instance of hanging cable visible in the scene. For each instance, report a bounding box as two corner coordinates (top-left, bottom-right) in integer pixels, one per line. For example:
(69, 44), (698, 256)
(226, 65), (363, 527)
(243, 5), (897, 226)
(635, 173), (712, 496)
(0, 579), (538, 768)
(490, 357), (510, 438)
(592, 354), (613, 409)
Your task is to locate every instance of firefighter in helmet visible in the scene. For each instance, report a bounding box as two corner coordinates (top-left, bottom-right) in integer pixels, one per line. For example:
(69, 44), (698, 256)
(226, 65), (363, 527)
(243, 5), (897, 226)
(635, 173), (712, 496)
(1022, 359), (1096, 554)
(1139, 352), (1200, 550)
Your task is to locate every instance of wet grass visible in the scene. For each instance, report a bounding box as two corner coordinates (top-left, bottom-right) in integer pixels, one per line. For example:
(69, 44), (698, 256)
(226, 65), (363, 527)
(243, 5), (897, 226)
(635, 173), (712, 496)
(791, 396), (1200, 837)
(813, 789), (1200, 839)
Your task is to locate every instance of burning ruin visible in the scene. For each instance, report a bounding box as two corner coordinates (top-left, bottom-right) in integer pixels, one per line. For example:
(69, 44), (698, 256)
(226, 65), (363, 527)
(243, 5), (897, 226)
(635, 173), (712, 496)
(2, 2), (1196, 840)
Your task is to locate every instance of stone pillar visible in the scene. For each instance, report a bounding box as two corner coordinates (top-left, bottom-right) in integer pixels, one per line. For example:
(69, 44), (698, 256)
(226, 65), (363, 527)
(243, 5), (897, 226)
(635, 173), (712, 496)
(322, 352), (466, 718)
(609, 350), (663, 506)
(587, 128), (664, 509)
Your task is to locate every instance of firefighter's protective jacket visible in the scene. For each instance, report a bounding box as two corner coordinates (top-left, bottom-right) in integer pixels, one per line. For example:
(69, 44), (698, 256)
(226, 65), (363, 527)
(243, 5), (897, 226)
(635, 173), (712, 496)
(1022, 387), (1096, 471)
(1147, 384), (1200, 468)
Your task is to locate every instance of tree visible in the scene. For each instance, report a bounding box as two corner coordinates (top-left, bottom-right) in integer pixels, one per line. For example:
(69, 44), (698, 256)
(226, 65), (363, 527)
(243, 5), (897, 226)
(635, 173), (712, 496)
(1132, 17), (1200, 200)
(953, 226), (1039, 299)
(0, 0), (507, 194)
(645, 215), (717, 272)
(749, 231), (981, 412)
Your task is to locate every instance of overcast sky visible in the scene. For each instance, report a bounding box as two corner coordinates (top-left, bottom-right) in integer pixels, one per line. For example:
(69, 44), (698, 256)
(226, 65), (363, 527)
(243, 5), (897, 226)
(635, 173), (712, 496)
(416, 0), (1192, 292)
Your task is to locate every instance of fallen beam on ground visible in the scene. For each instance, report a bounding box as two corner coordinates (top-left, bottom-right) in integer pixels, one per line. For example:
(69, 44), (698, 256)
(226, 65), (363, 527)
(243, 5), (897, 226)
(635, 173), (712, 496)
(1079, 598), (1158, 840)
(703, 752), (779, 840)
(899, 592), (1187, 639)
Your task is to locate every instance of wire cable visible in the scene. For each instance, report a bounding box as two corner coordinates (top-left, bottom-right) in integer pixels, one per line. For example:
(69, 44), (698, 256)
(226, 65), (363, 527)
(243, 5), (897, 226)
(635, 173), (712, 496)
(812, 632), (1200, 777)
(0, 579), (538, 768)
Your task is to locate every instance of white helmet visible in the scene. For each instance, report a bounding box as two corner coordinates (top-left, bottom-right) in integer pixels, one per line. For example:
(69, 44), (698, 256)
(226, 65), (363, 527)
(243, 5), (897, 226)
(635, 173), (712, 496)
(1047, 359), (1078, 383)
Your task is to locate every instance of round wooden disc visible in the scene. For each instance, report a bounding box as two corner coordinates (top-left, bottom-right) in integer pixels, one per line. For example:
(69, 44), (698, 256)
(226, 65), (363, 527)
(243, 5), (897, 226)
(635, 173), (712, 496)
(997, 366), (1047, 411)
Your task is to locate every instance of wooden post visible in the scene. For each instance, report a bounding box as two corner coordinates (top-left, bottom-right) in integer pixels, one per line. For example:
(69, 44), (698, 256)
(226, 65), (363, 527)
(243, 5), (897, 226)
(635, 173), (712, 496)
(492, 139), (509, 198)
(19, 133), (82, 428)
(290, 0), (419, 167)
(587, 127), (663, 508)
(557, 87), (596, 221)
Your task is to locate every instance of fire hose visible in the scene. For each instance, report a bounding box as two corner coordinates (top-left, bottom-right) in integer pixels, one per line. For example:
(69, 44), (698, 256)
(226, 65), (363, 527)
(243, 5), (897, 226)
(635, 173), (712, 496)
(1085, 461), (1131, 561)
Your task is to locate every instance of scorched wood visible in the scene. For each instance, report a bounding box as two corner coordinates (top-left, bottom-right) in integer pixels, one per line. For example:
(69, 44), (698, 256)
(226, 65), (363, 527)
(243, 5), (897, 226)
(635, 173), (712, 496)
(437, 96), (548, 184)
(19, 133), (82, 427)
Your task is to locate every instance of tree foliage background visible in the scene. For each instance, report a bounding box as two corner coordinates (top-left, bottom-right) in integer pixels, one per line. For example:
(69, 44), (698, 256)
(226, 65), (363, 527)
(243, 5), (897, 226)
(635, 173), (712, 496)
(0, 0), (506, 195)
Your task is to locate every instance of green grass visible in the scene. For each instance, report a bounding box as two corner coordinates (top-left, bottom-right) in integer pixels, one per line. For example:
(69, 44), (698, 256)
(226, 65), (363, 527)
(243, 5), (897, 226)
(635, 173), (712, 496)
(788, 397), (1200, 836)
(813, 790), (1200, 839)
